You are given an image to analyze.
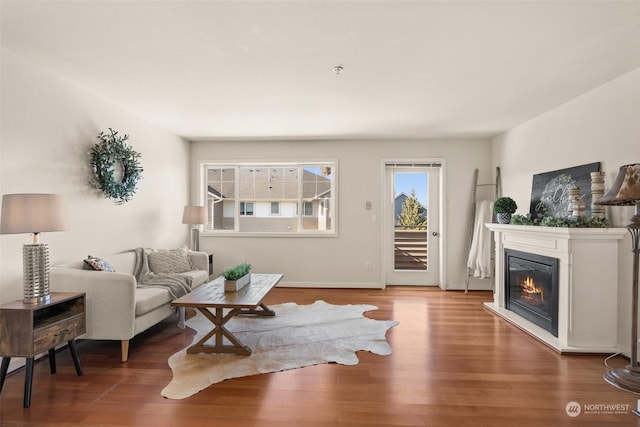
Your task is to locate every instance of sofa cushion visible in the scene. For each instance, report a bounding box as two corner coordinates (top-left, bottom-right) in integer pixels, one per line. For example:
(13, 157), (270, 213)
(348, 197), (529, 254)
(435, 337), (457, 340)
(181, 269), (209, 288)
(83, 256), (115, 272)
(147, 248), (193, 274)
(105, 251), (137, 275)
(135, 287), (173, 316)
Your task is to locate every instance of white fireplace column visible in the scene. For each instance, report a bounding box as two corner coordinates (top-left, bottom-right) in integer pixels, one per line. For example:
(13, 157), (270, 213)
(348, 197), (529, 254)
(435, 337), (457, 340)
(485, 224), (626, 353)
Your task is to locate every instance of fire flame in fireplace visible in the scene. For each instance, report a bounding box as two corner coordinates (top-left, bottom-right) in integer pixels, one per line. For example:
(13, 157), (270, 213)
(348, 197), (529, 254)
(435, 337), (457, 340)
(521, 276), (544, 303)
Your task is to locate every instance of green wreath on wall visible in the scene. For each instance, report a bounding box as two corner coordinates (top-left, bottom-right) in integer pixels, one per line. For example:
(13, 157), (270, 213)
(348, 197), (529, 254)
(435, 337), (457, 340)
(90, 128), (143, 205)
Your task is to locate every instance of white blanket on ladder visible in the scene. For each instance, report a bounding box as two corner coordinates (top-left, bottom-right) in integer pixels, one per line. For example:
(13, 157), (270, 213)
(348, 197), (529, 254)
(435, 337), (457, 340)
(467, 200), (493, 279)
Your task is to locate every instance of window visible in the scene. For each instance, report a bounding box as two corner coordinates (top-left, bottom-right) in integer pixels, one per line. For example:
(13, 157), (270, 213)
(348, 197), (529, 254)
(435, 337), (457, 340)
(240, 202), (254, 216)
(303, 201), (313, 216)
(204, 162), (336, 234)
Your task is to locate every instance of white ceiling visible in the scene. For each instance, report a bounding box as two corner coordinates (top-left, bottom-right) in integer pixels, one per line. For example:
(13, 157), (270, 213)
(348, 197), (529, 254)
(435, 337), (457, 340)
(2, 1), (640, 141)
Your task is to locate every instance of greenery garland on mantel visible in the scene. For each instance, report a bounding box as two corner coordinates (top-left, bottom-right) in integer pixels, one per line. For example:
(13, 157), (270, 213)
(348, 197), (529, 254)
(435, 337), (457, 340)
(90, 128), (143, 205)
(510, 213), (610, 228)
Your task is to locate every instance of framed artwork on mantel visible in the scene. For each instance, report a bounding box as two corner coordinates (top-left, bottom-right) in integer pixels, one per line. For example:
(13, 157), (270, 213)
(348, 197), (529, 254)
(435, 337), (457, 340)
(529, 162), (600, 219)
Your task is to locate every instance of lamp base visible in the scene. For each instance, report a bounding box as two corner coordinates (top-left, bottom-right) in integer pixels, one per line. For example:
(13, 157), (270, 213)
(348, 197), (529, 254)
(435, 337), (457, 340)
(23, 294), (51, 304)
(191, 227), (201, 252)
(604, 366), (640, 394)
(23, 243), (51, 304)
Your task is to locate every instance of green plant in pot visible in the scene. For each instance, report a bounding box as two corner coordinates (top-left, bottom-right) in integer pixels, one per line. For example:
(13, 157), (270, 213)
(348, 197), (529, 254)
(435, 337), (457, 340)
(223, 262), (252, 281)
(223, 262), (252, 292)
(493, 197), (518, 224)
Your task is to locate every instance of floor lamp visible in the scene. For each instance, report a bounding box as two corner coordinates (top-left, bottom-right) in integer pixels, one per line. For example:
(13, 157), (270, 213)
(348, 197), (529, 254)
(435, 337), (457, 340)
(0, 194), (68, 303)
(596, 164), (640, 393)
(182, 205), (207, 251)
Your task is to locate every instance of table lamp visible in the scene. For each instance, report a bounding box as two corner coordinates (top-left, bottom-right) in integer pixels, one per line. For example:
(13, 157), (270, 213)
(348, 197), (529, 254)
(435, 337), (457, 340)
(182, 205), (207, 251)
(0, 194), (69, 303)
(595, 164), (640, 393)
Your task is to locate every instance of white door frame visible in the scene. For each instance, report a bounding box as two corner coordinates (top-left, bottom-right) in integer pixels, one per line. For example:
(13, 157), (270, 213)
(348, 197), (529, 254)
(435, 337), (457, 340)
(381, 158), (447, 289)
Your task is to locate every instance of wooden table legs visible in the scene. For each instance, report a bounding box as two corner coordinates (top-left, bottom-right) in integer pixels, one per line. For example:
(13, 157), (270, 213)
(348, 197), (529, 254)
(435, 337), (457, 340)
(186, 304), (275, 356)
(0, 357), (10, 392)
(0, 340), (83, 408)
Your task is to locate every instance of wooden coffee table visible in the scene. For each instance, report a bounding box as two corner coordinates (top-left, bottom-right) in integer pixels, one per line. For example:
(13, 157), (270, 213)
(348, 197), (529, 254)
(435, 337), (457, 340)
(172, 273), (282, 355)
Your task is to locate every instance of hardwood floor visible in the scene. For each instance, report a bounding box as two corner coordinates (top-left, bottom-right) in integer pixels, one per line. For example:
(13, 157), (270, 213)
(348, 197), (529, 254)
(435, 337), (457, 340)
(1, 287), (638, 426)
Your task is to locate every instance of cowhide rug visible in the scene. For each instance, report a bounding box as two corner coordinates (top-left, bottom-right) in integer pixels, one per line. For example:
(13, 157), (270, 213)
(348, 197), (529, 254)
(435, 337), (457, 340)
(161, 300), (399, 399)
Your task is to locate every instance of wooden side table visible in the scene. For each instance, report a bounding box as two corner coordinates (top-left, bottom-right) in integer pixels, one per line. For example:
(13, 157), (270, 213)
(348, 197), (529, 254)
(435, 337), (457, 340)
(0, 292), (86, 408)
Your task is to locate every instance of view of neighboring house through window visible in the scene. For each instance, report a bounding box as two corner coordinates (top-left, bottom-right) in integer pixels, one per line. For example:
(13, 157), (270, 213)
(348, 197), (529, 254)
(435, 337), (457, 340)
(204, 163), (335, 234)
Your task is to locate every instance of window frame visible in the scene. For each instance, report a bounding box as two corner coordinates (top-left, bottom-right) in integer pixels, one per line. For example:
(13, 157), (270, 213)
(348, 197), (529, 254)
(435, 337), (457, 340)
(200, 160), (338, 237)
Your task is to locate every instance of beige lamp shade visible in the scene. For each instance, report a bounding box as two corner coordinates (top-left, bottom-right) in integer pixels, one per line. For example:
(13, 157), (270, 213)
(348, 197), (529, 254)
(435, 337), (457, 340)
(595, 164), (640, 206)
(1, 193), (69, 235)
(182, 205), (207, 225)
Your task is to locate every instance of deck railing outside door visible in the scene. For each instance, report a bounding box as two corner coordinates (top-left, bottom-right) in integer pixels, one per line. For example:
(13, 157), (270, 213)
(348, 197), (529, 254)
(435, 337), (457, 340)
(394, 226), (427, 270)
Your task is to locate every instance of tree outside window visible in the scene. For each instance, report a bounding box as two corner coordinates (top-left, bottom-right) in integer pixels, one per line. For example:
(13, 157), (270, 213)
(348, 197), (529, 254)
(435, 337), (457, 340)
(397, 189), (427, 230)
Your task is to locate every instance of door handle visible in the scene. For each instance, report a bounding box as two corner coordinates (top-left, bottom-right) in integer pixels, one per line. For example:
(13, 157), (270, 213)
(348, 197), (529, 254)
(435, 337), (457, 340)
(432, 232), (439, 237)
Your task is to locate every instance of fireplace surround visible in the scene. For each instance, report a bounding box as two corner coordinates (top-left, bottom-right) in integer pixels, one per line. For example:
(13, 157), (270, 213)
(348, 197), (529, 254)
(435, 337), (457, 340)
(485, 224), (626, 353)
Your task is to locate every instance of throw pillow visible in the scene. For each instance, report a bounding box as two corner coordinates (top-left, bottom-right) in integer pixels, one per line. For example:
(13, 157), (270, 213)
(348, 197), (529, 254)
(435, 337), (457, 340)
(147, 248), (193, 274)
(83, 255), (115, 272)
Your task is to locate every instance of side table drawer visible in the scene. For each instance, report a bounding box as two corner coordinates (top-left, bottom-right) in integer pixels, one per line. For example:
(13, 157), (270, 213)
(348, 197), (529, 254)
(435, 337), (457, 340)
(33, 314), (85, 354)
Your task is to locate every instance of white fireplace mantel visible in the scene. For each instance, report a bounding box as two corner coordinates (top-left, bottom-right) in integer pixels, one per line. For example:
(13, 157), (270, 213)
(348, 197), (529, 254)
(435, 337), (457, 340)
(485, 223), (627, 353)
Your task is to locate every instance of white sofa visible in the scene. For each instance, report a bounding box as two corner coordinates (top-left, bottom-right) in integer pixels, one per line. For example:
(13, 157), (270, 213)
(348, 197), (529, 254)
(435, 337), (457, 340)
(50, 248), (210, 362)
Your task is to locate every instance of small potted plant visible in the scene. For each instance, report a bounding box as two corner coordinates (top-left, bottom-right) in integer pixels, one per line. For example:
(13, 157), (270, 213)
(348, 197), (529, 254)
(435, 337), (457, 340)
(493, 197), (518, 224)
(223, 262), (252, 292)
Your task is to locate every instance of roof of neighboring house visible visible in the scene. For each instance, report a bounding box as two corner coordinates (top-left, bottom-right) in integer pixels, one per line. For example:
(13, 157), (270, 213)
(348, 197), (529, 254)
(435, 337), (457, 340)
(207, 167), (331, 201)
(394, 192), (426, 210)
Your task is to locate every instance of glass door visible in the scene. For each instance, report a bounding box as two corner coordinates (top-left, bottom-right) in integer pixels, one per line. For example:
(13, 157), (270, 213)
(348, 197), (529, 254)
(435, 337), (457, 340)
(385, 164), (440, 286)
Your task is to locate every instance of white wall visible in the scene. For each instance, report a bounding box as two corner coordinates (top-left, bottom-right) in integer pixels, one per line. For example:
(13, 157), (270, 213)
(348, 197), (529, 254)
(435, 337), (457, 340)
(192, 138), (493, 289)
(491, 67), (640, 353)
(0, 49), (191, 303)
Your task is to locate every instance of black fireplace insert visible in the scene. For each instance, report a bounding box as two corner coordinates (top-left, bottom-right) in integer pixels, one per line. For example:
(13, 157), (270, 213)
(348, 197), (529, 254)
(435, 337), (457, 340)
(504, 249), (559, 337)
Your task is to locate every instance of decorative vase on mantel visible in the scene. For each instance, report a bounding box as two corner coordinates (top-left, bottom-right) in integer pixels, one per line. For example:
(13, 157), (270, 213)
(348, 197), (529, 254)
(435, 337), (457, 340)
(590, 171), (605, 218)
(493, 197), (518, 224)
(496, 213), (512, 224)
